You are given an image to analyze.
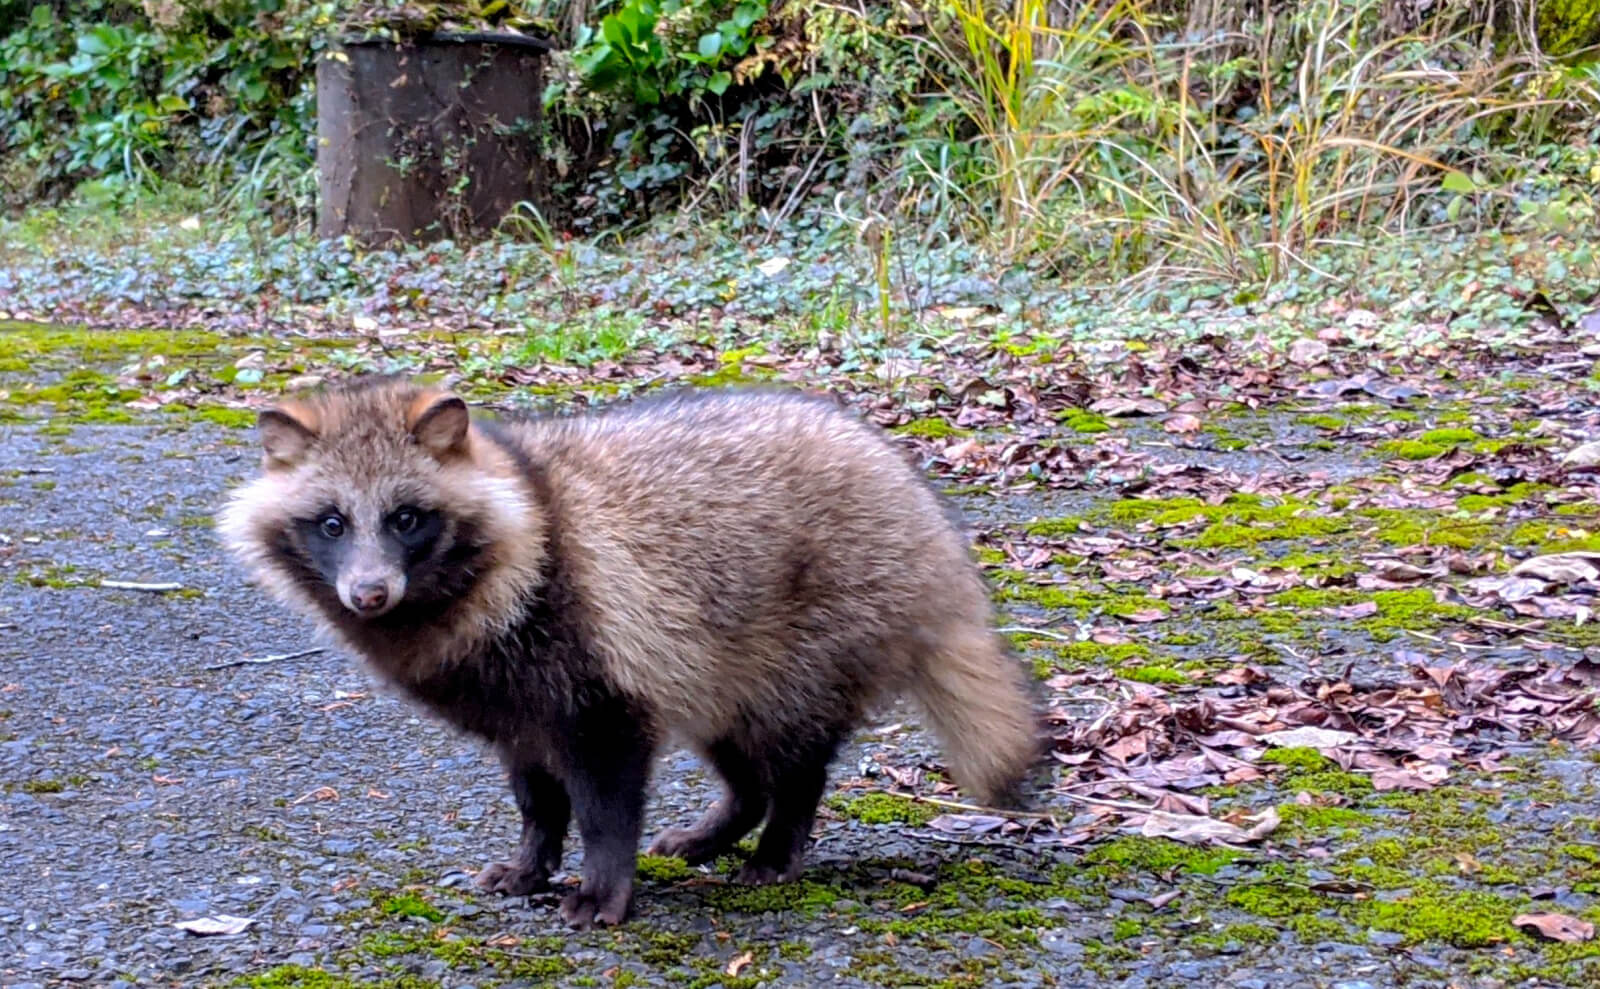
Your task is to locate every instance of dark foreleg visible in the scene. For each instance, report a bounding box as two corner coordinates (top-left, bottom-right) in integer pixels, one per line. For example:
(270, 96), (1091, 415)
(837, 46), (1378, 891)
(476, 760), (571, 896)
(557, 697), (655, 930)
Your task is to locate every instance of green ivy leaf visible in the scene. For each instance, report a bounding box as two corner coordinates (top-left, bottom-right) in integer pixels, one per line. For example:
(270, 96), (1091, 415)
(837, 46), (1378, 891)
(79, 25), (121, 56)
(706, 70), (732, 95)
(1441, 170), (1476, 194)
(697, 31), (722, 58)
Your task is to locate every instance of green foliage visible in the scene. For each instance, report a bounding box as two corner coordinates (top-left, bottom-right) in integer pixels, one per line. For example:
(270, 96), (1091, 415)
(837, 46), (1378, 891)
(2, 0), (1597, 288)
(574, 0), (769, 105)
(0, 0), (335, 209)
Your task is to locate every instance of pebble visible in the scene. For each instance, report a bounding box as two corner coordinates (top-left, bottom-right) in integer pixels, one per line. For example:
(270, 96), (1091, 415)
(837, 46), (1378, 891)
(1040, 931), (1084, 958)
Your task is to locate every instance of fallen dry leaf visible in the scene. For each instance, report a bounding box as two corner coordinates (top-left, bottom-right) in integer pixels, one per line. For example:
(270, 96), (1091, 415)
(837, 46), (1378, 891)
(926, 813), (1009, 835)
(1371, 764), (1448, 791)
(1560, 441), (1600, 470)
(1090, 396), (1168, 417)
(174, 915), (255, 936)
(1513, 912), (1595, 943)
(1511, 553), (1600, 585)
(1137, 806), (1279, 845)
(726, 951), (755, 977)
(1288, 338), (1330, 366)
(1260, 726), (1360, 750)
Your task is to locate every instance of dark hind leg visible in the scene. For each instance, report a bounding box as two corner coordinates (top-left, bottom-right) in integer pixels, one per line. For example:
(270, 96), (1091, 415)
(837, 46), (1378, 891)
(476, 759), (571, 896)
(648, 737), (769, 865)
(736, 728), (845, 886)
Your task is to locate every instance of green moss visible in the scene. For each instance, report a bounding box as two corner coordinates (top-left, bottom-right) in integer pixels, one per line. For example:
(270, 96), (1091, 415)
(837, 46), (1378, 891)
(235, 965), (438, 989)
(373, 891), (444, 923)
(1191, 922), (1281, 950)
(1022, 640), (1153, 675)
(1105, 496), (1210, 526)
(872, 907), (1045, 948)
(702, 876), (843, 915)
(1123, 664), (1188, 685)
(1295, 413), (1348, 431)
(993, 577), (1169, 619)
(1224, 878), (1330, 921)
(1103, 493), (1349, 547)
(1260, 747), (1332, 773)
(638, 930), (700, 966)
(195, 406), (260, 429)
(1270, 552), (1361, 577)
(1419, 427), (1480, 445)
(1277, 802), (1373, 832)
(20, 778), (65, 794)
(828, 792), (938, 826)
(1366, 838), (1409, 867)
(892, 417), (972, 440)
(1352, 883), (1524, 948)
(636, 853), (696, 882)
(1188, 515), (1346, 547)
(1057, 408), (1111, 433)
(974, 546), (1007, 566)
(1382, 440), (1446, 460)
(1564, 843), (1600, 867)
(1082, 836), (1241, 877)
(1281, 769), (1375, 798)
(1023, 516), (1086, 537)
(1361, 508), (1494, 549)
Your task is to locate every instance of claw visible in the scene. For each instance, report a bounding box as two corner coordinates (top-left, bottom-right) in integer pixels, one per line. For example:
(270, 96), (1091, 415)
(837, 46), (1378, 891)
(474, 860), (551, 896)
(559, 882), (632, 929)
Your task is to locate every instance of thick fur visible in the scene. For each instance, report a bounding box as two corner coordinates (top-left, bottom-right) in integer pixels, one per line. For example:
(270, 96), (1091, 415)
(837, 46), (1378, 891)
(216, 374), (1044, 928)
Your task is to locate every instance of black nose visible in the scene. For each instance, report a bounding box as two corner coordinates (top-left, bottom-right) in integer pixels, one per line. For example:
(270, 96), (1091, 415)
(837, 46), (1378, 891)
(352, 582), (389, 612)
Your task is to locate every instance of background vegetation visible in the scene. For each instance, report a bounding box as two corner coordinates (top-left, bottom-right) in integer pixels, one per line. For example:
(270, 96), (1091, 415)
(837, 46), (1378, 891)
(1, 0), (1598, 291)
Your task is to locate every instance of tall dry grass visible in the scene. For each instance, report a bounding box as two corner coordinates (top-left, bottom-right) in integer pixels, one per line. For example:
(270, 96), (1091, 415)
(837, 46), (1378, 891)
(917, 0), (1600, 282)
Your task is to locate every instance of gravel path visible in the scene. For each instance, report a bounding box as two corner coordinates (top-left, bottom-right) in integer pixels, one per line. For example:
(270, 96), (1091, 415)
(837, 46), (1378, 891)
(4, 418), (1599, 989)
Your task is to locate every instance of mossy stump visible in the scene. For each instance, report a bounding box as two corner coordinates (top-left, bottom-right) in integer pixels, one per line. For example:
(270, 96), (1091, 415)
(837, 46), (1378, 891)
(315, 31), (553, 246)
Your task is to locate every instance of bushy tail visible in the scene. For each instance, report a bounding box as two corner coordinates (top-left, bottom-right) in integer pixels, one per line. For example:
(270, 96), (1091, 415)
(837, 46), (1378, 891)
(909, 620), (1047, 808)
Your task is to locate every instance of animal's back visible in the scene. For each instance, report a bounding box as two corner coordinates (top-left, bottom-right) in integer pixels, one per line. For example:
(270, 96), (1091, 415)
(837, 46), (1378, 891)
(496, 390), (1005, 752)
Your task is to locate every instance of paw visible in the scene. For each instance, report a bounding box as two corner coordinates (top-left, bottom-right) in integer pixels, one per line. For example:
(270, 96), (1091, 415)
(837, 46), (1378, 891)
(474, 859), (551, 896)
(734, 860), (802, 886)
(647, 826), (719, 865)
(560, 882), (632, 930)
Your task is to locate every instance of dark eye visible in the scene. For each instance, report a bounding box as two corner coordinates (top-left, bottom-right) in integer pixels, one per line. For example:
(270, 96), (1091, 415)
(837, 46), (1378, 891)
(391, 508), (419, 535)
(318, 514), (345, 539)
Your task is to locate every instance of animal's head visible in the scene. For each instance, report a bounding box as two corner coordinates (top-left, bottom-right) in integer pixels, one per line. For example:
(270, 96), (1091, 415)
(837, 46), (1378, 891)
(217, 376), (544, 641)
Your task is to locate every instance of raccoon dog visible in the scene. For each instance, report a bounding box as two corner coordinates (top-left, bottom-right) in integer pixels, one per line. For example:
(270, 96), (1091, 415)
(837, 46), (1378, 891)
(217, 375), (1043, 929)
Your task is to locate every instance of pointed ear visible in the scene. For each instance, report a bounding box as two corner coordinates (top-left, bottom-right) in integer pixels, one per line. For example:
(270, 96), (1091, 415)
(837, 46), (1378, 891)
(258, 403), (320, 470)
(406, 391), (471, 460)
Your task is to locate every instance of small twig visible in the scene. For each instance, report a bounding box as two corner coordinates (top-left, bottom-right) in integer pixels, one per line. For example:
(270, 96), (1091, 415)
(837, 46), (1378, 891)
(1467, 615), (1549, 634)
(1400, 628), (1499, 652)
(100, 580), (185, 593)
(903, 792), (1063, 821)
(204, 647), (324, 671)
(996, 625), (1079, 642)
(1269, 641), (1309, 663)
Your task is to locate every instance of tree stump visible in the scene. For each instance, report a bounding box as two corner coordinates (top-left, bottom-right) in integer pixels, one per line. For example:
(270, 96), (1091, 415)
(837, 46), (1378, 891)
(315, 32), (553, 246)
